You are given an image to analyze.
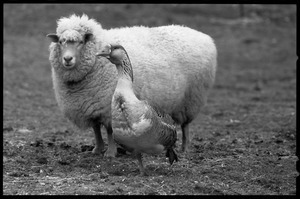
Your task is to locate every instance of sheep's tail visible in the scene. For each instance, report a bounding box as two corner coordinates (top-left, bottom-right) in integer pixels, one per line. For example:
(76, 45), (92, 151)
(166, 147), (178, 165)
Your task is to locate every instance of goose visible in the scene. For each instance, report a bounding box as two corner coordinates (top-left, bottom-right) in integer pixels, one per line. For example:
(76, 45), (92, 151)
(96, 44), (178, 175)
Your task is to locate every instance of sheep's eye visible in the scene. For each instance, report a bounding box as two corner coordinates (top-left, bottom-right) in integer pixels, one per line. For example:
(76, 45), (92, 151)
(79, 41), (84, 44)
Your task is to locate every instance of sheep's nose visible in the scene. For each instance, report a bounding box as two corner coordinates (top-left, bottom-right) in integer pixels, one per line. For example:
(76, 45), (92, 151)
(64, 56), (73, 62)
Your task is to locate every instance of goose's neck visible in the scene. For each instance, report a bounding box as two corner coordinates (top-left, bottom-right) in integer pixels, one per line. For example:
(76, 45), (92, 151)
(116, 52), (133, 82)
(114, 55), (135, 96)
(116, 65), (133, 83)
(115, 75), (134, 92)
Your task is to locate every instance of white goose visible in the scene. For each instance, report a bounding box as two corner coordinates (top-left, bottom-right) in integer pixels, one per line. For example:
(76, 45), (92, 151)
(97, 44), (178, 175)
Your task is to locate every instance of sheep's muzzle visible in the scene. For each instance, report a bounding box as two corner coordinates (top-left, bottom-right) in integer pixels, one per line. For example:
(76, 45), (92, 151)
(61, 42), (80, 69)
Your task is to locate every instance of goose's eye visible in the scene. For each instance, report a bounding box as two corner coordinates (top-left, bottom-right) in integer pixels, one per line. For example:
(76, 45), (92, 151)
(59, 39), (66, 45)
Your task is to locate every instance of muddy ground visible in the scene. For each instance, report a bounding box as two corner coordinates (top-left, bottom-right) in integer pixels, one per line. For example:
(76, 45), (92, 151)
(3, 4), (297, 195)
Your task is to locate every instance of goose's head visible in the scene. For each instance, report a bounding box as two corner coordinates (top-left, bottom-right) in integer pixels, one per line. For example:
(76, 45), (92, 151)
(96, 43), (128, 65)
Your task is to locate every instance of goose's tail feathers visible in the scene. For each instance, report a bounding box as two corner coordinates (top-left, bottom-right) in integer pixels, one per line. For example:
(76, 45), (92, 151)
(166, 148), (178, 165)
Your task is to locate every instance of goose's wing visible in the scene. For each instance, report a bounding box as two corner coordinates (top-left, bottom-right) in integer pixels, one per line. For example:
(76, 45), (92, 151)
(113, 94), (152, 136)
(111, 94), (132, 131)
(142, 100), (176, 130)
(141, 100), (177, 146)
(143, 101), (178, 164)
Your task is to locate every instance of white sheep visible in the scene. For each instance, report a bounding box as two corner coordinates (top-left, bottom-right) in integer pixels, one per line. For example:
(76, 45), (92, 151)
(47, 14), (217, 157)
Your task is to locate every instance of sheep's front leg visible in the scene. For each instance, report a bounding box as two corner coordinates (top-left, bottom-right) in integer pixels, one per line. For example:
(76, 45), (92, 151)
(181, 123), (193, 152)
(92, 123), (105, 154)
(104, 124), (117, 158)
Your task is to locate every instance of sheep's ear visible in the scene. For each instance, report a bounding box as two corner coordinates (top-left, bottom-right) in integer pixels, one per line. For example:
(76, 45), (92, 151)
(84, 33), (93, 43)
(47, 33), (59, 43)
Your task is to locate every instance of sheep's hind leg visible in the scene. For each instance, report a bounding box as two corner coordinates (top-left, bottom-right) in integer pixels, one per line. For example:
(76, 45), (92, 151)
(92, 123), (105, 154)
(181, 123), (193, 153)
(104, 124), (117, 158)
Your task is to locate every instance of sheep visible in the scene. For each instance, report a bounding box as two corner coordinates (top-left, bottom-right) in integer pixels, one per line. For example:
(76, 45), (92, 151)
(47, 14), (217, 157)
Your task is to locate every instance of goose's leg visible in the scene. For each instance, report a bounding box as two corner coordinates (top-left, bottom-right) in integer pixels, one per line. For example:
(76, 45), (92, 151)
(104, 124), (117, 158)
(135, 152), (146, 176)
(92, 123), (105, 154)
(181, 123), (193, 152)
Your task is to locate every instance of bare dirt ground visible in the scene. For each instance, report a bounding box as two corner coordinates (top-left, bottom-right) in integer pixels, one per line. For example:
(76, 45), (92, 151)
(3, 4), (297, 195)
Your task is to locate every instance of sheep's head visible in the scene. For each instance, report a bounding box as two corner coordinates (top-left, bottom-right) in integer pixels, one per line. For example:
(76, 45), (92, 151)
(47, 30), (98, 83)
(47, 30), (93, 69)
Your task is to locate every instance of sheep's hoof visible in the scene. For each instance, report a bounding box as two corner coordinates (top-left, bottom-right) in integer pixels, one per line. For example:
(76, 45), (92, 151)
(181, 141), (193, 153)
(181, 146), (192, 155)
(92, 146), (105, 155)
(104, 148), (117, 158)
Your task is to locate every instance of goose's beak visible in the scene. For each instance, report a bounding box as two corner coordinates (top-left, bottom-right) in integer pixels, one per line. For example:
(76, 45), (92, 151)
(96, 44), (111, 58)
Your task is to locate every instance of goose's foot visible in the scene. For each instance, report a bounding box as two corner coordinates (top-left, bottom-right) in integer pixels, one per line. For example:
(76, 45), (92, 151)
(181, 123), (193, 153)
(135, 152), (148, 176)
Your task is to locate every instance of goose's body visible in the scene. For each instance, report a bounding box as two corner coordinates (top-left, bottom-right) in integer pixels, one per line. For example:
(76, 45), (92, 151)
(97, 44), (178, 175)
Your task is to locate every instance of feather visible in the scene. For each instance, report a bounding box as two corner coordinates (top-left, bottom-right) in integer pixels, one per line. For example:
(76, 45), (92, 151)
(166, 148), (178, 165)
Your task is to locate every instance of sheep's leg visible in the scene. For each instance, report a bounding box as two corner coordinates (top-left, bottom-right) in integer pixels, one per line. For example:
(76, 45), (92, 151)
(104, 125), (117, 158)
(92, 123), (105, 154)
(181, 123), (193, 152)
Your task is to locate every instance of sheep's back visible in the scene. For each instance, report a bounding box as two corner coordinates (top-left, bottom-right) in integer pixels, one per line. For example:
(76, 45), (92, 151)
(103, 25), (217, 123)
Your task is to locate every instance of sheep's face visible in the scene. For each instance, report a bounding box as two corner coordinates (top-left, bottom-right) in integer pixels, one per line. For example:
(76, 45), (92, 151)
(48, 31), (97, 83)
(60, 40), (83, 69)
(48, 32), (93, 69)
